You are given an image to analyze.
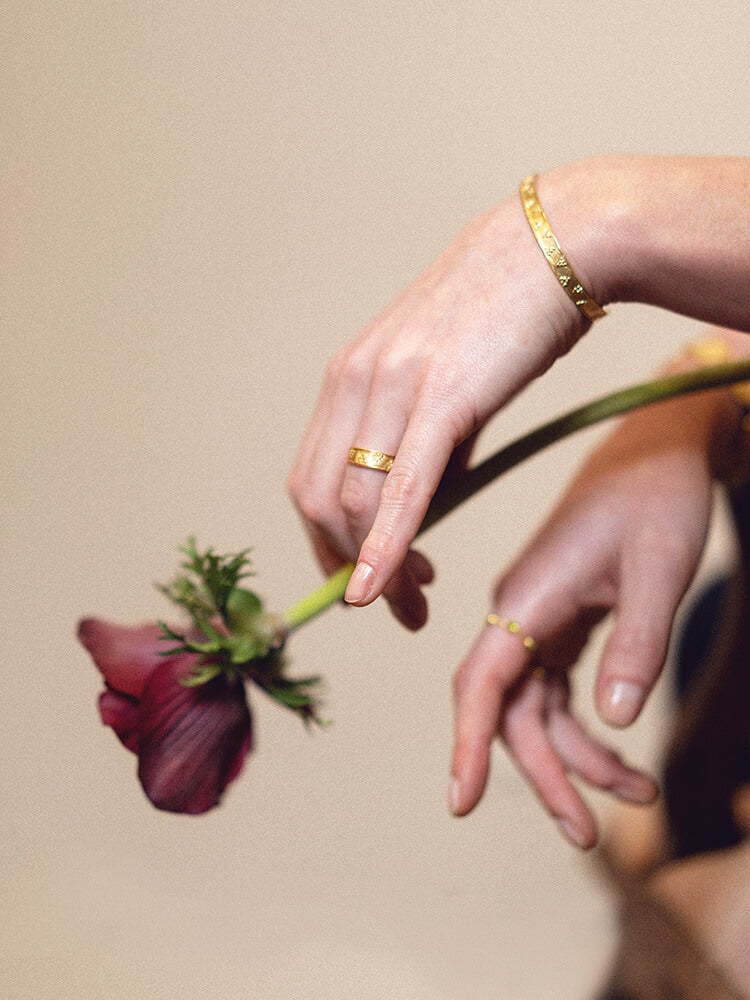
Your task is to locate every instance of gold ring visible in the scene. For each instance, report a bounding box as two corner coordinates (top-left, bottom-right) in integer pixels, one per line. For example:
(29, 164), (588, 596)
(486, 613), (537, 651)
(348, 447), (395, 473)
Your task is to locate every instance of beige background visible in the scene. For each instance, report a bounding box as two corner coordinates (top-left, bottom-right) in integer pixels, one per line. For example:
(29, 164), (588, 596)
(3, 2), (749, 997)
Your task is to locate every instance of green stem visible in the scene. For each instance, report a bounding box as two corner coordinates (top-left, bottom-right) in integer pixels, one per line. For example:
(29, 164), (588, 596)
(282, 563), (355, 631)
(282, 361), (750, 632)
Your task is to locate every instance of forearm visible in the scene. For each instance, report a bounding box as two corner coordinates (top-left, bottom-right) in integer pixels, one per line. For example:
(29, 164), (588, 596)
(534, 157), (750, 333)
(568, 328), (750, 498)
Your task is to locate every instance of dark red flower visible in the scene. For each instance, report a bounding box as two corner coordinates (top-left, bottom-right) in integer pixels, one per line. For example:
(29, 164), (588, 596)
(78, 619), (253, 814)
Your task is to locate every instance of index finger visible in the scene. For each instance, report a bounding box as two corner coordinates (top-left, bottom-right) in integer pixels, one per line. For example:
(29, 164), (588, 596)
(450, 621), (533, 816)
(343, 401), (466, 606)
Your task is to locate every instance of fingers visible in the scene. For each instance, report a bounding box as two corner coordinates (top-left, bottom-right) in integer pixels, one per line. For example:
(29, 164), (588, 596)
(451, 612), (659, 850)
(450, 623), (600, 849)
(499, 676), (600, 849)
(502, 678), (658, 848)
(546, 687), (658, 806)
(344, 399), (468, 606)
(290, 330), (451, 624)
(596, 533), (696, 726)
(288, 349), (372, 567)
(450, 623), (532, 818)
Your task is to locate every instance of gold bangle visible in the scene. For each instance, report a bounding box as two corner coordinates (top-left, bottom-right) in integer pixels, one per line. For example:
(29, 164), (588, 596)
(520, 174), (606, 323)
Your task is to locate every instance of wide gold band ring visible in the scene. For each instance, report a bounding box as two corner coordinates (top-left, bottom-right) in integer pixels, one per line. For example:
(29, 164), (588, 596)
(348, 447), (395, 473)
(486, 613), (537, 651)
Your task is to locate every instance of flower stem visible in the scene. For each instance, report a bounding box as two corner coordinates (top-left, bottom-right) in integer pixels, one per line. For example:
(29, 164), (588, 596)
(282, 563), (355, 632)
(282, 361), (750, 632)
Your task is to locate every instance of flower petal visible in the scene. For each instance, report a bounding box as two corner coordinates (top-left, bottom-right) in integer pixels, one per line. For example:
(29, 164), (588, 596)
(137, 658), (253, 815)
(99, 688), (140, 753)
(78, 618), (199, 698)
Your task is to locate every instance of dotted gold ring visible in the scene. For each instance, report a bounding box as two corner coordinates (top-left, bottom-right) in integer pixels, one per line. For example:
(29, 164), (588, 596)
(486, 613), (537, 652)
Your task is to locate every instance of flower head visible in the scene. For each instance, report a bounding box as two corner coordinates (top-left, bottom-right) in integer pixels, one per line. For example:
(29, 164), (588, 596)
(79, 619), (253, 814)
(78, 540), (323, 814)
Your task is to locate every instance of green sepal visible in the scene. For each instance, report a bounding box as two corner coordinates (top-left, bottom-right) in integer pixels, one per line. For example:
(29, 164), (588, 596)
(254, 670), (326, 725)
(225, 587), (264, 634)
(180, 663), (224, 687)
(265, 686), (316, 708)
(226, 634), (267, 664)
(156, 538), (326, 723)
(156, 621), (223, 657)
(157, 538), (257, 634)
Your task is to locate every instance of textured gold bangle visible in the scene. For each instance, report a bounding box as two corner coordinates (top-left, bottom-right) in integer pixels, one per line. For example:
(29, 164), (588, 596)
(520, 174), (606, 322)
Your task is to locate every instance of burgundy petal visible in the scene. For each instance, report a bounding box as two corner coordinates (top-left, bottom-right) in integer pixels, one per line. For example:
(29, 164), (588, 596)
(99, 688), (140, 753)
(78, 618), (200, 698)
(137, 657), (253, 815)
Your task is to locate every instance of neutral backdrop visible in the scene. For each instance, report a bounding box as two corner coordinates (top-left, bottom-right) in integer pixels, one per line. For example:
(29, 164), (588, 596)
(3, 2), (749, 998)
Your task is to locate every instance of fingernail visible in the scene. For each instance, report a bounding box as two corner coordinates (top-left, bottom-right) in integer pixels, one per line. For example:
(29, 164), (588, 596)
(345, 562), (375, 605)
(449, 777), (462, 815)
(558, 818), (589, 849)
(602, 680), (645, 727)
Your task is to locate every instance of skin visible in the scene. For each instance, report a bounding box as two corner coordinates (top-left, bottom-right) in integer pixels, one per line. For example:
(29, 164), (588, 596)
(287, 155), (750, 844)
(451, 331), (749, 847)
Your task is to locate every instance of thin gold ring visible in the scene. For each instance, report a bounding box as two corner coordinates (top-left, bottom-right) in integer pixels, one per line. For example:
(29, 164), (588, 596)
(348, 447), (395, 473)
(486, 613), (537, 652)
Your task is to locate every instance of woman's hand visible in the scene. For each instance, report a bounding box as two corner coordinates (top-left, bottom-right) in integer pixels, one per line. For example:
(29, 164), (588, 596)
(288, 166), (600, 627)
(450, 360), (744, 848)
(288, 157), (750, 628)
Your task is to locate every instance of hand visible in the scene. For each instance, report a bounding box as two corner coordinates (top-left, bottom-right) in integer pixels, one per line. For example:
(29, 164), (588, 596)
(450, 379), (737, 848)
(288, 168), (596, 627)
(288, 157), (750, 629)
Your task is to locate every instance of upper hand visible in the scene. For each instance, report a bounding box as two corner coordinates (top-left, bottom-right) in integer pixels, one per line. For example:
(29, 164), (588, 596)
(288, 174), (594, 625)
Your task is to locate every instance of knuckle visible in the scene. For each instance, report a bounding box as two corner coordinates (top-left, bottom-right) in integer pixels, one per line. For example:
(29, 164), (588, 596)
(638, 524), (694, 577)
(452, 663), (478, 702)
(327, 344), (372, 396)
(359, 523), (397, 563)
(373, 339), (424, 384)
(286, 469), (300, 501)
(340, 474), (374, 527)
(452, 663), (468, 700)
(452, 659), (500, 704)
(292, 486), (332, 529)
(379, 464), (422, 511)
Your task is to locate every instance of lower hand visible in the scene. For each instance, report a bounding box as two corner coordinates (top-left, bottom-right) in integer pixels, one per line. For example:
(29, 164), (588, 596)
(450, 381), (732, 847)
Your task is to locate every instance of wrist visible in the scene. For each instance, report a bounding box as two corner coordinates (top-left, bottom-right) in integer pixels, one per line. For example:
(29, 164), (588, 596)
(532, 157), (638, 309)
(536, 156), (750, 328)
